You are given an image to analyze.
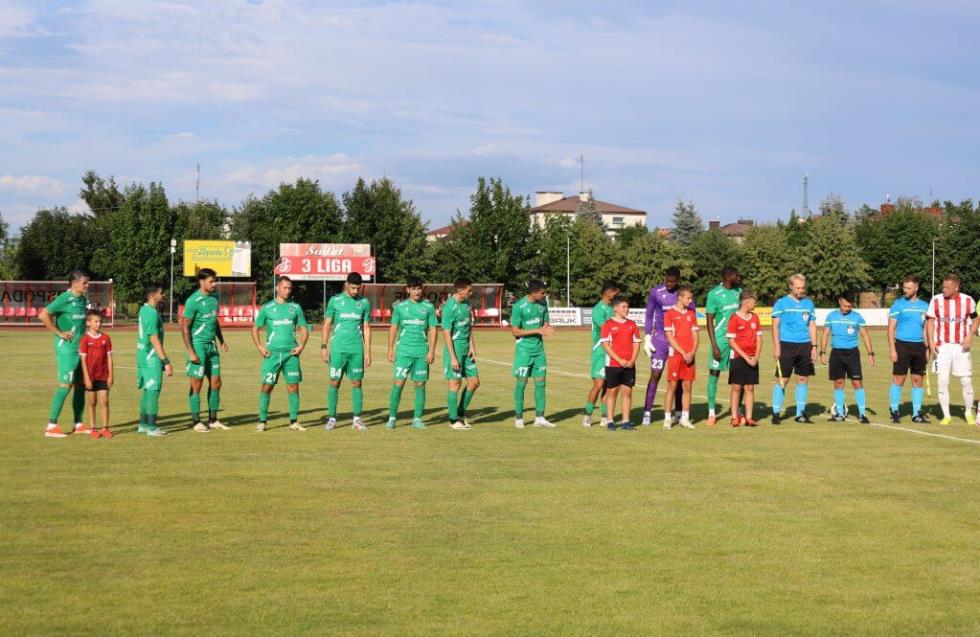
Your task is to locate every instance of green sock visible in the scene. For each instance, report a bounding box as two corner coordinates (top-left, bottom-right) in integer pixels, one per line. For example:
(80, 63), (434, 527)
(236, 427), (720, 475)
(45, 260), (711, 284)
(139, 391), (148, 426)
(514, 381), (527, 418)
(208, 388), (220, 421)
(585, 401), (595, 416)
(145, 391), (160, 428)
(448, 390), (459, 421)
(48, 386), (70, 422)
(351, 386), (362, 416)
(389, 384), (404, 418)
(259, 392), (270, 422)
(534, 380), (547, 417)
(599, 399), (607, 418)
(288, 391), (300, 421)
(460, 387), (475, 414)
(414, 384), (426, 419)
(327, 384), (339, 417)
(189, 391), (201, 423)
(706, 374), (718, 413)
(71, 384), (85, 423)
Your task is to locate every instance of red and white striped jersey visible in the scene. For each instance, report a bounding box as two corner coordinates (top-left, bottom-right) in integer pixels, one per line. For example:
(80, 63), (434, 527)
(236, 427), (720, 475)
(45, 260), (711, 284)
(926, 293), (977, 345)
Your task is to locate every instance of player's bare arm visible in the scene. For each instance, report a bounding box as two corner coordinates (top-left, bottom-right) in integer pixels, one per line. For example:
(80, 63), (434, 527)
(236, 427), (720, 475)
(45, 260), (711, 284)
(387, 323), (397, 363)
(809, 321), (818, 361)
(320, 317), (332, 363)
(107, 351), (114, 388)
(819, 326), (831, 365)
(291, 324), (309, 356)
(149, 334), (173, 376)
(215, 323), (228, 352)
(181, 317), (199, 363)
(888, 318), (899, 363)
(771, 317), (782, 359)
(443, 328), (460, 371)
(251, 323), (269, 358)
(80, 349), (93, 390)
(925, 316), (936, 357)
(689, 330), (699, 363)
(426, 326), (437, 365)
(363, 320), (372, 367)
(706, 312), (720, 360)
(753, 333), (763, 367)
(38, 308), (73, 341)
(628, 341), (640, 368)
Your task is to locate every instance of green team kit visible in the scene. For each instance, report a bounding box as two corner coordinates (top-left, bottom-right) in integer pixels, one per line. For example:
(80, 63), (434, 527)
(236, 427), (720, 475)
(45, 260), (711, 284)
(441, 295), (478, 380)
(705, 284), (742, 371)
(183, 290), (221, 378)
(325, 293), (371, 381)
(47, 290), (89, 384)
(136, 302), (165, 392)
(511, 296), (549, 379)
(392, 299), (438, 381)
(256, 300), (308, 386)
(591, 300), (615, 379)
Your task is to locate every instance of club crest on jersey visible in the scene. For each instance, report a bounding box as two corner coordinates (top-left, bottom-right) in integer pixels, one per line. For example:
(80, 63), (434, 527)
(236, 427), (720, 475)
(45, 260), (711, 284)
(802, 311), (810, 320)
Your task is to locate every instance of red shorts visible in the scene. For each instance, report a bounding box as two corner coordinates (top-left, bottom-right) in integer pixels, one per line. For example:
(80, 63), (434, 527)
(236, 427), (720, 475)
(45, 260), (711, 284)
(667, 354), (696, 381)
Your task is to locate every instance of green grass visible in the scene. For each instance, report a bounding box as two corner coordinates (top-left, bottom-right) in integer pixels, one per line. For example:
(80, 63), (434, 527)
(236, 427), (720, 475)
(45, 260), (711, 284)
(2, 326), (980, 636)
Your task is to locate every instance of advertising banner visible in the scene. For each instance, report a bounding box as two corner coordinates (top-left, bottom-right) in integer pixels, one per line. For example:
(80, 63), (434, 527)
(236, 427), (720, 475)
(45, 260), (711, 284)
(183, 240), (252, 277)
(547, 307), (583, 326)
(275, 243), (375, 281)
(0, 281), (114, 325)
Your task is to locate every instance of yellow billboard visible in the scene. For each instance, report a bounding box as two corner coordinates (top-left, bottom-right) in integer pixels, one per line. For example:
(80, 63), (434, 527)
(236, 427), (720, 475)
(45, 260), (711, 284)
(183, 240), (252, 277)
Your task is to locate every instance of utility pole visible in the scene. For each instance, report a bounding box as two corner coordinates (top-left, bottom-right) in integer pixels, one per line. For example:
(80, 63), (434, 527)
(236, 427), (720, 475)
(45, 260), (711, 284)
(195, 163), (201, 202)
(802, 174), (810, 215)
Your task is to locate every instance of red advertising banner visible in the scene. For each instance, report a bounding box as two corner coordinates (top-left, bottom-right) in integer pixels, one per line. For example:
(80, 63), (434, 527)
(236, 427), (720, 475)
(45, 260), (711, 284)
(274, 243), (375, 281)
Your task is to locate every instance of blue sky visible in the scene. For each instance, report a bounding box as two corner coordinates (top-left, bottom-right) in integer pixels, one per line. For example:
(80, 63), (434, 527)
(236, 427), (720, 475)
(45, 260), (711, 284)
(2, 0), (979, 232)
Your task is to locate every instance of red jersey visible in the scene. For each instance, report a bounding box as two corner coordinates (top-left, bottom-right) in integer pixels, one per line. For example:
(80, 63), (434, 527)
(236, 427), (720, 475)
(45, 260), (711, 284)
(79, 331), (113, 381)
(663, 306), (698, 353)
(726, 312), (761, 358)
(599, 318), (641, 367)
(927, 293), (976, 346)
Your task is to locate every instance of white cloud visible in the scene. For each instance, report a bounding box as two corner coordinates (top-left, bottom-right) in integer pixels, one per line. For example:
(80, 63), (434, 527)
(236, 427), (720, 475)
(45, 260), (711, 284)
(166, 132), (196, 141)
(218, 154), (362, 192)
(0, 174), (66, 194)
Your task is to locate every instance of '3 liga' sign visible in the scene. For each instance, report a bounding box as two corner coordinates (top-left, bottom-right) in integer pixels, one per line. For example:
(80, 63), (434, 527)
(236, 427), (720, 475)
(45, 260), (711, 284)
(275, 243), (375, 281)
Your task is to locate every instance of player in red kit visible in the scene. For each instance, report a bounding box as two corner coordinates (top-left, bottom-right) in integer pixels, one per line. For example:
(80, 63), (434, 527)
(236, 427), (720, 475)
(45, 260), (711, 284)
(726, 290), (763, 427)
(78, 310), (114, 438)
(599, 296), (642, 430)
(663, 285), (698, 429)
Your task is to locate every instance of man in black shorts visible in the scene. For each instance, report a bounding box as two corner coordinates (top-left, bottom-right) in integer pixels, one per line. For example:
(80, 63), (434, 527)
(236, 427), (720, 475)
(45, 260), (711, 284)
(887, 276), (930, 423)
(819, 292), (875, 423)
(770, 274), (817, 424)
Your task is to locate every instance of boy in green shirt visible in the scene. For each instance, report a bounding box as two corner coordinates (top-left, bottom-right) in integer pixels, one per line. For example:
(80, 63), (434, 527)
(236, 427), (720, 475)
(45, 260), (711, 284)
(39, 270), (90, 438)
(511, 279), (555, 428)
(136, 282), (174, 436)
(252, 276), (309, 432)
(386, 277), (438, 429)
(704, 266), (742, 426)
(442, 277), (480, 430)
(583, 281), (619, 427)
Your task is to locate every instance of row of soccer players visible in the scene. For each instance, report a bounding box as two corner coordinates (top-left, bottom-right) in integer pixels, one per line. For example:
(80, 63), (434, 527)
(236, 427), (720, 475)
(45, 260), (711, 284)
(39, 266), (977, 437)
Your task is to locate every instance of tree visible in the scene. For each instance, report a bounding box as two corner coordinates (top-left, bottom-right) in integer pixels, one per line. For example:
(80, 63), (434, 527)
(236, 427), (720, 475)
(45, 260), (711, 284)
(671, 199), (704, 246)
(620, 229), (688, 306)
(685, 230), (743, 304)
(170, 200), (230, 300)
(343, 177), (428, 282)
(528, 215), (574, 303)
(575, 190), (603, 227)
(798, 215), (870, 304)
(818, 193), (849, 223)
(936, 202), (980, 294)
(783, 209), (810, 248)
(614, 224), (649, 252)
(0, 211), (7, 246)
(17, 207), (97, 279)
(80, 171), (125, 219)
(855, 208), (938, 291)
(740, 225), (798, 304)
(0, 212), (16, 279)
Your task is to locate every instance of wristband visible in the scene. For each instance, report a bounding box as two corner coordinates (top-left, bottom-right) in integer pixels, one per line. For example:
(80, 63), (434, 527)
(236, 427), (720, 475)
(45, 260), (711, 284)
(320, 344), (328, 350)
(868, 352), (875, 356)
(161, 357), (171, 366)
(819, 351), (825, 356)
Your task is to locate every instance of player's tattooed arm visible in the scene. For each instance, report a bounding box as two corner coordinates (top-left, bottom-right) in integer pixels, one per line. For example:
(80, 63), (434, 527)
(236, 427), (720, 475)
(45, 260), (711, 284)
(181, 317), (199, 363)
(215, 323), (228, 352)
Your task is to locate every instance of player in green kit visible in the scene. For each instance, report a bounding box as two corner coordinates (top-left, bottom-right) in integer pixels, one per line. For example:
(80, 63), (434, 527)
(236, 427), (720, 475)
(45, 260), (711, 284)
(511, 279), (555, 428)
(322, 272), (372, 431)
(252, 276), (309, 432)
(387, 277), (438, 429)
(583, 281), (619, 427)
(442, 277), (480, 430)
(39, 270), (90, 438)
(704, 267), (742, 426)
(136, 282), (174, 436)
(182, 268), (229, 432)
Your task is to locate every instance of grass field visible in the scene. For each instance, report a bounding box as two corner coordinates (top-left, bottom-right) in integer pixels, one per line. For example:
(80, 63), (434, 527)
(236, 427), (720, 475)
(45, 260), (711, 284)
(3, 326), (980, 636)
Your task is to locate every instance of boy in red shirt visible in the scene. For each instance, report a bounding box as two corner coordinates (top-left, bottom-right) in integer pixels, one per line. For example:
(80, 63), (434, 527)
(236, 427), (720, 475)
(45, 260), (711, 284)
(79, 310), (114, 438)
(664, 285), (698, 429)
(600, 296), (642, 430)
(726, 290), (763, 427)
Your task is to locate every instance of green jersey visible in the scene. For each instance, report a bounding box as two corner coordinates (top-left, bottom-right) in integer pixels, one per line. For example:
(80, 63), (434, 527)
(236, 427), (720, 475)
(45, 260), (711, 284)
(256, 300), (308, 351)
(705, 284), (742, 340)
(137, 303), (163, 364)
(45, 290), (88, 349)
(325, 293), (371, 354)
(392, 299), (438, 357)
(441, 296), (472, 347)
(592, 300), (615, 346)
(511, 296), (549, 355)
(183, 290), (219, 345)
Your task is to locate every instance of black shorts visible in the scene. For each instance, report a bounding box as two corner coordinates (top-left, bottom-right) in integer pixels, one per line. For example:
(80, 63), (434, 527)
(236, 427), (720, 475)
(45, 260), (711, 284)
(893, 340), (927, 377)
(829, 348), (862, 381)
(86, 380), (110, 392)
(605, 366), (636, 389)
(777, 341), (815, 378)
(728, 357), (759, 386)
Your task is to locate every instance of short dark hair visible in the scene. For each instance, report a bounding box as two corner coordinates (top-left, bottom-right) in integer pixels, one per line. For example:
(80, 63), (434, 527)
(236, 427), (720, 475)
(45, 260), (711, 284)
(85, 309), (102, 320)
(722, 266), (738, 279)
(943, 273), (961, 285)
(69, 269), (89, 283)
(197, 268), (217, 281)
(144, 282), (163, 297)
(665, 266), (681, 279)
(839, 291), (855, 303)
(346, 272), (363, 285)
(739, 289), (757, 302)
(405, 276), (423, 289)
(601, 280), (620, 294)
(276, 276), (292, 285)
(611, 294), (629, 306)
(453, 277), (472, 291)
(527, 279), (546, 293)
(676, 284), (693, 297)
(903, 275), (920, 285)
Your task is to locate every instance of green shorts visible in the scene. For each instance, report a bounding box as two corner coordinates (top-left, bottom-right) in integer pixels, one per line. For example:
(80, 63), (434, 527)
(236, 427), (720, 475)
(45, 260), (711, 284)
(329, 350), (365, 382)
(137, 363), (164, 392)
(708, 341), (732, 372)
(394, 353), (429, 382)
(443, 350), (479, 381)
(56, 346), (81, 384)
(261, 350), (302, 386)
(590, 346), (606, 380)
(513, 349), (547, 379)
(186, 342), (221, 379)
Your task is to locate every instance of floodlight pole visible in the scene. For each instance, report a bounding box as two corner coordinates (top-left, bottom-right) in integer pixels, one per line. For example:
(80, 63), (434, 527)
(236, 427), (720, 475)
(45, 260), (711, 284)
(169, 238), (177, 323)
(931, 238), (936, 297)
(566, 233), (571, 307)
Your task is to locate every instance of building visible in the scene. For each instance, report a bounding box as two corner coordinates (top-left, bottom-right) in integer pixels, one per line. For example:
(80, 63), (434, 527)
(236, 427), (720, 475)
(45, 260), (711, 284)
(426, 220), (467, 242)
(529, 191), (646, 236)
(708, 218), (755, 244)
